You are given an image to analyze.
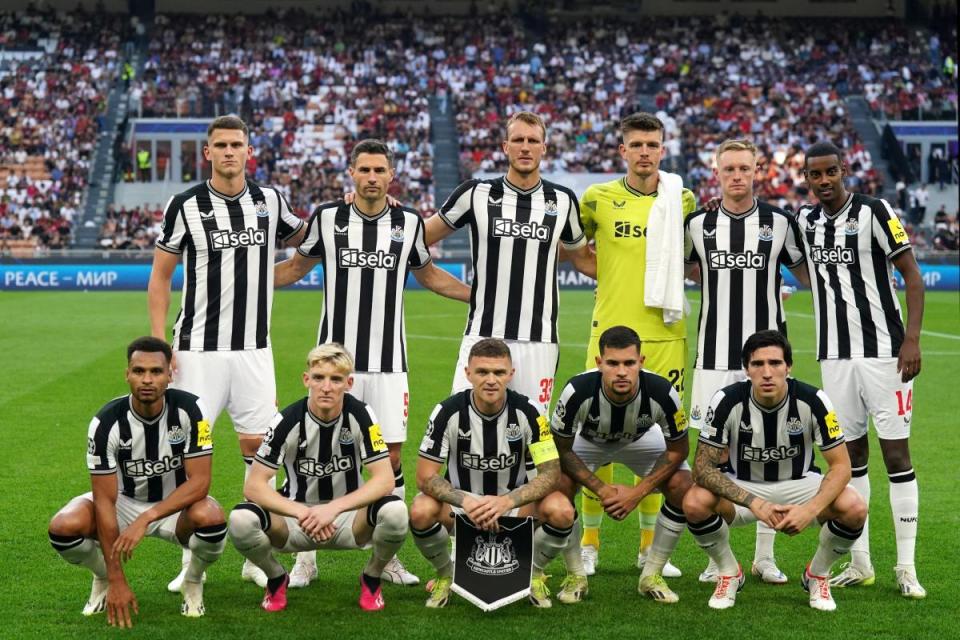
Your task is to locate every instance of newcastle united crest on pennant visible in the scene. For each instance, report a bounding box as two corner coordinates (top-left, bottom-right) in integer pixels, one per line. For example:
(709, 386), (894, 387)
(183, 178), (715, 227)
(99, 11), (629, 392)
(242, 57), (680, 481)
(452, 513), (533, 611)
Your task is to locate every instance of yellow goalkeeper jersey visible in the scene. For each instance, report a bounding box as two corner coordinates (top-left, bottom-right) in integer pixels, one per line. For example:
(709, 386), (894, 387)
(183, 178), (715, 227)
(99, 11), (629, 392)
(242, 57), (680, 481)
(580, 177), (697, 341)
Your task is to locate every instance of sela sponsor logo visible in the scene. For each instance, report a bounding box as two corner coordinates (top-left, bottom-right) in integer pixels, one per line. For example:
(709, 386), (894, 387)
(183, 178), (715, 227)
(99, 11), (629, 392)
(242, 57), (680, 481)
(466, 533), (519, 576)
(208, 227), (267, 250)
(459, 451), (518, 471)
(296, 455), (355, 478)
(492, 217), (550, 242)
(740, 444), (800, 463)
(708, 250), (767, 270)
(123, 454), (183, 477)
(338, 247), (398, 270)
(614, 220), (646, 238)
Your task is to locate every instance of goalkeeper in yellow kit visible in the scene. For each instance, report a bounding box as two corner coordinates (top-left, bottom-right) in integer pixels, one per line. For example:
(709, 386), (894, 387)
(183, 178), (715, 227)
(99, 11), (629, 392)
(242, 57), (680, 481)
(575, 113), (696, 590)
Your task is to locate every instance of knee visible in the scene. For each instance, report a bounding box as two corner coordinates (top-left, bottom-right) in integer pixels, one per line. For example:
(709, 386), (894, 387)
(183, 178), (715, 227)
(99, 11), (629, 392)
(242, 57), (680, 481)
(48, 512), (81, 538)
(881, 443), (913, 474)
(228, 502), (269, 545)
(665, 471), (693, 505)
(843, 493), (869, 529)
(845, 438), (869, 467)
(188, 498), (226, 528)
(372, 496), (409, 533)
(409, 495), (440, 530)
(541, 492), (575, 528)
(682, 486), (712, 521)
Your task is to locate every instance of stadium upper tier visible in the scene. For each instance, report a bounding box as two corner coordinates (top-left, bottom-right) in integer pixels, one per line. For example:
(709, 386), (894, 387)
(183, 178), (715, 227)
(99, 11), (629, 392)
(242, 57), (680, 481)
(0, 8), (955, 253)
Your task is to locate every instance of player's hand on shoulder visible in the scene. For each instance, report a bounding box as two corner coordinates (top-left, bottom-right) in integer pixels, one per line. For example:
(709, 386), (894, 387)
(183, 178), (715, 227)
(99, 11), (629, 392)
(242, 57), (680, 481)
(704, 197), (721, 212)
(106, 580), (138, 628)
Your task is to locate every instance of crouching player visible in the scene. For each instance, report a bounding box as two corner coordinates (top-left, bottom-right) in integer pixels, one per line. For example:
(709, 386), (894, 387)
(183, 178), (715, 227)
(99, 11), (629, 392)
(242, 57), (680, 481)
(683, 330), (867, 611)
(228, 344), (407, 612)
(48, 336), (225, 627)
(410, 338), (574, 608)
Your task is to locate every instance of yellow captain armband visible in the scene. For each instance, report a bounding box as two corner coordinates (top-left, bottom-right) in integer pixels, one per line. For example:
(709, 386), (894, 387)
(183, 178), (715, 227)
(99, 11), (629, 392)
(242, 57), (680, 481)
(528, 439), (559, 465)
(824, 411), (842, 439)
(674, 408), (688, 432)
(536, 415), (551, 441)
(368, 424), (388, 453)
(196, 420), (212, 447)
(887, 217), (908, 244)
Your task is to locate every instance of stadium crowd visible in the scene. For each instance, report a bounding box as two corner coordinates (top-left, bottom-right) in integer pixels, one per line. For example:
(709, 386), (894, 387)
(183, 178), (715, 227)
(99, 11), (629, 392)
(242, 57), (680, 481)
(0, 7), (127, 251)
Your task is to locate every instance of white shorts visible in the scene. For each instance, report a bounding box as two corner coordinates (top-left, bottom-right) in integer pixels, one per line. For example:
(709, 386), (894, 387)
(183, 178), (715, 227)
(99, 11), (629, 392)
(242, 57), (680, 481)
(727, 473), (823, 527)
(276, 510), (362, 553)
(452, 336), (559, 416)
(350, 372), (409, 444)
(820, 358), (913, 441)
(79, 492), (182, 544)
(690, 368), (747, 430)
(173, 348), (277, 435)
(570, 429), (691, 477)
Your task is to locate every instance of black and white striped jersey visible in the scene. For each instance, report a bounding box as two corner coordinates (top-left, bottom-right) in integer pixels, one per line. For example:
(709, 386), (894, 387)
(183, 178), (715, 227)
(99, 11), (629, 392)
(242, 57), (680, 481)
(798, 193), (911, 360)
(439, 177), (587, 343)
(685, 200), (806, 370)
(157, 180), (304, 352)
(698, 379), (844, 482)
(551, 369), (687, 443)
(86, 389), (212, 502)
(418, 389), (555, 495)
(297, 201), (431, 373)
(255, 394), (389, 505)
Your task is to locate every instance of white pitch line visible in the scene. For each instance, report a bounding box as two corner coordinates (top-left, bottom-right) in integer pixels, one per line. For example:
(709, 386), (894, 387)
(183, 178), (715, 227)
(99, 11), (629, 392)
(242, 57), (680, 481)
(787, 311), (960, 341)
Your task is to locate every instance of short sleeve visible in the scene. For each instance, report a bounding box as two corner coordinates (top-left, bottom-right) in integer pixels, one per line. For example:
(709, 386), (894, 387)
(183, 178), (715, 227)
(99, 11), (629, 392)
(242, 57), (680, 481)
(354, 403), (390, 464)
(550, 381), (582, 439)
(275, 189), (304, 241)
(681, 189), (698, 216)
(297, 208), (325, 258)
(438, 181), (476, 229)
(525, 405), (559, 466)
(560, 192), (587, 249)
(86, 416), (117, 474)
(782, 215), (806, 267)
(418, 404), (450, 462)
(156, 194), (187, 254)
(255, 413), (291, 469)
(698, 389), (733, 448)
(656, 385), (688, 441)
(407, 214), (432, 270)
(811, 389), (845, 451)
(183, 397), (213, 458)
(871, 199), (912, 259)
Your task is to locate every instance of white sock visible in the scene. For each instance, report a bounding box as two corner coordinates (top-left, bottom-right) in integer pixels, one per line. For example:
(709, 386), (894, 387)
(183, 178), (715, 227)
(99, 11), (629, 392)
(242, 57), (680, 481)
(533, 522), (573, 575)
(365, 498), (408, 577)
(810, 519), (863, 576)
(228, 503), (285, 579)
(753, 521), (776, 562)
(889, 469), (919, 568)
(562, 515), (586, 575)
(640, 501), (686, 578)
(411, 522), (452, 577)
(49, 534), (106, 579)
(185, 523), (227, 582)
(688, 515), (738, 576)
(849, 464), (872, 568)
(392, 464), (406, 501)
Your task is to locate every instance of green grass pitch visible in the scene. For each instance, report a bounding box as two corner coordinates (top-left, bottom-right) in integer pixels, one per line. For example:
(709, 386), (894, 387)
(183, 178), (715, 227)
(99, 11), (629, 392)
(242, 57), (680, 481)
(1, 289), (958, 639)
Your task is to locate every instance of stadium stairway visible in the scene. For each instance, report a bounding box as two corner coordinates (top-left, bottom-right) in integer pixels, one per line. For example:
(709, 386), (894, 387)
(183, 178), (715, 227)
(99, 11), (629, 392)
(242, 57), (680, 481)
(74, 50), (145, 247)
(428, 96), (470, 257)
(846, 95), (897, 199)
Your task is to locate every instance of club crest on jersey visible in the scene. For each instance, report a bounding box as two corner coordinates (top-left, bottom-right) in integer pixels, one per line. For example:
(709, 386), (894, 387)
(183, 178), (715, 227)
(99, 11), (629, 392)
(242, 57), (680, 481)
(467, 533), (519, 577)
(167, 424), (186, 445)
(254, 200), (269, 217)
(339, 427), (355, 445)
(844, 217), (860, 235)
(758, 225), (774, 241)
(786, 417), (804, 435)
(636, 414), (655, 430)
(505, 423), (523, 441)
(691, 406), (702, 422)
(544, 200), (558, 216)
(390, 225), (405, 242)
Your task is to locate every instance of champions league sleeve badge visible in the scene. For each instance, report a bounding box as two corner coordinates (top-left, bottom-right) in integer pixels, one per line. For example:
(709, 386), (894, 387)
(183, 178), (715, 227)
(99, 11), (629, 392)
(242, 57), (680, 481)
(452, 513), (534, 611)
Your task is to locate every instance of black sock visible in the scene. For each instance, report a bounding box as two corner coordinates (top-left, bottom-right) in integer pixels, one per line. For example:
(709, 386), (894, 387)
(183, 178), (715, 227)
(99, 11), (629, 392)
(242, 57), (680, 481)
(362, 573), (381, 591)
(267, 572), (287, 594)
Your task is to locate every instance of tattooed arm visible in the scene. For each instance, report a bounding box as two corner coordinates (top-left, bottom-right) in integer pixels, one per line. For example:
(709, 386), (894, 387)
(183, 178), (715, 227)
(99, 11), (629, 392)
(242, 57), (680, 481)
(506, 458), (561, 508)
(416, 457), (467, 507)
(692, 441), (781, 527)
(555, 435), (612, 499)
(601, 437), (688, 519)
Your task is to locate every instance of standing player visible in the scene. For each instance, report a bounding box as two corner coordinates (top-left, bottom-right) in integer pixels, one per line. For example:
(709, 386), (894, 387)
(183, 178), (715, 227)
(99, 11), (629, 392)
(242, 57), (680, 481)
(148, 115), (306, 590)
(228, 344), (408, 612)
(684, 330), (867, 611)
(275, 139), (471, 587)
(576, 113), (696, 578)
(410, 339), (574, 609)
(685, 138), (809, 584)
(424, 111), (595, 417)
(48, 337), (226, 627)
(799, 142), (926, 597)
(551, 326), (691, 605)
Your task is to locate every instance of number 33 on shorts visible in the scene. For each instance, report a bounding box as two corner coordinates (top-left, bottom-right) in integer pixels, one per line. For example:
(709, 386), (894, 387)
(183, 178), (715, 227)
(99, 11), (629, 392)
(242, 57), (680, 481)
(538, 378), (554, 404)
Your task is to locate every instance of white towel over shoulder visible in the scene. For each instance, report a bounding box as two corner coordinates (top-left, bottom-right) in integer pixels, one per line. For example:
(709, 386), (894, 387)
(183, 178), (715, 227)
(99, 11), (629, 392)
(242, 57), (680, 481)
(643, 170), (687, 325)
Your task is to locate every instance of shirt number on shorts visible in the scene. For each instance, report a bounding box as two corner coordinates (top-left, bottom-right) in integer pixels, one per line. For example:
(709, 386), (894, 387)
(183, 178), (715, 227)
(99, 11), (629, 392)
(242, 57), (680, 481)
(667, 368), (685, 393)
(539, 378), (554, 404)
(895, 389), (913, 416)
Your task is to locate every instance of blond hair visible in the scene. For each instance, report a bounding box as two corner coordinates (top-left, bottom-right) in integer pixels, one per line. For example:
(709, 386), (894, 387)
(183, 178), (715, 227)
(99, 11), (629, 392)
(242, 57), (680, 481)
(715, 138), (758, 162)
(505, 111), (546, 140)
(306, 343), (354, 375)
